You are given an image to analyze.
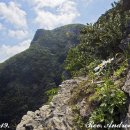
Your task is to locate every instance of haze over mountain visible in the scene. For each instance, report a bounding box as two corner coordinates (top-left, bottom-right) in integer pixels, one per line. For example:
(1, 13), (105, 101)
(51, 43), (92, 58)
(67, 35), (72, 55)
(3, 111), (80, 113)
(0, 24), (84, 129)
(16, 1), (130, 130)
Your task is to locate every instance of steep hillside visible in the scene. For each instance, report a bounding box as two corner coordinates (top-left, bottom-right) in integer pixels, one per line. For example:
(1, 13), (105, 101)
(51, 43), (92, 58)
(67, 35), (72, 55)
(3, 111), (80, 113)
(0, 24), (84, 129)
(17, 1), (130, 130)
(16, 77), (87, 130)
(31, 24), (83, 52)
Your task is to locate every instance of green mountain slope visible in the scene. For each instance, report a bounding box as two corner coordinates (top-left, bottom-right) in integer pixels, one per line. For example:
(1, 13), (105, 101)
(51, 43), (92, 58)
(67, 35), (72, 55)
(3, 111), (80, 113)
(0, 24), (84, 129)
(64, 1), (130, 128)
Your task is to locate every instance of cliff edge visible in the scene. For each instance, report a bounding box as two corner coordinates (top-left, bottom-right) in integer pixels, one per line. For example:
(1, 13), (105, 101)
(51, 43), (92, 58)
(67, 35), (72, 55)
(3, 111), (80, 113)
(16, 77), (87, 130)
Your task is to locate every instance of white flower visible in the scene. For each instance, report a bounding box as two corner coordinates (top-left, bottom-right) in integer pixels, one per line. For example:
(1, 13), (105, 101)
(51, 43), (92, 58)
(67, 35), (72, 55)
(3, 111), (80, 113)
(94, 66), (100, 72)
(94, 58), (114, 72)
(108, 58), (114, 63)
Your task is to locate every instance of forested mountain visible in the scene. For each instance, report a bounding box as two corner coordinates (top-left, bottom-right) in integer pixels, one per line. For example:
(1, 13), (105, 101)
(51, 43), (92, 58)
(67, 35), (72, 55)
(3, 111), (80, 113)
(2, 0), (130, 129)
(65, 2), (129, 76)
(63, 1), (130, 128)
(0, 24), (84, 129)
(16, 1), (130, 129)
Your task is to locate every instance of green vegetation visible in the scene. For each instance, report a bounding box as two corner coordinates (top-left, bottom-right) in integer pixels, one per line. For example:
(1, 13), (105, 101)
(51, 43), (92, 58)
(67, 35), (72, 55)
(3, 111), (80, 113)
(72, 105), (87, 130)
(0, 24), (84, 129)
(65, 1), (129, 129)
(65, 2), (129, 76)
(45, 88), (59, 103)
(0, 0), (129, 129)
(89, 78), (126, 126)
(69, 55), (127, 129)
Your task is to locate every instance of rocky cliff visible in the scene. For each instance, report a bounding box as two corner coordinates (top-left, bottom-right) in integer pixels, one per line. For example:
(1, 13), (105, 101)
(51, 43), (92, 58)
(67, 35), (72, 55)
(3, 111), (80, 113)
(0, 24), (84, 128)
(16, 70), (130, 130)
(123, 70), (130, 130)
(15, 1), (130, 129)
(16, 77), (88, 130)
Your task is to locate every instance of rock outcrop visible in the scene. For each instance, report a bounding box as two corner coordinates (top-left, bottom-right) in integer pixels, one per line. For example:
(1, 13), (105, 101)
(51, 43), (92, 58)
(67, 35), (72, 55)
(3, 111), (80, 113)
(123, 0), (130, 11)
(16, 77), (87, 130)
(123, 70), (130, 129)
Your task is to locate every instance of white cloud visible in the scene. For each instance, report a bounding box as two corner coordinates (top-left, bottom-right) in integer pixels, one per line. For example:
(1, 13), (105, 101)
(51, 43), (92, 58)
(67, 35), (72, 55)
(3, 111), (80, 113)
(8, 30), (28, 39)
(82, 0), (93, 5)
(0, 23), (4, 30)
(32, 0), (67, 8)
(30, 0), (80, 29)
(0, 39), (31, 63)
(0, 2), (27, 28)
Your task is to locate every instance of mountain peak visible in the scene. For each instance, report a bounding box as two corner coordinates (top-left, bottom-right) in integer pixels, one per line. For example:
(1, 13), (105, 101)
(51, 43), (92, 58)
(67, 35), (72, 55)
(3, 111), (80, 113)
(31, 24), (85, 50)
(0, 23), (84, 129)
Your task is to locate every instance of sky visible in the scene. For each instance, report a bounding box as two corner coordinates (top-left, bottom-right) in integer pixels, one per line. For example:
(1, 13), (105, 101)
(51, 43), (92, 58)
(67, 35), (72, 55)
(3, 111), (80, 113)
(0, 0), (118, 63)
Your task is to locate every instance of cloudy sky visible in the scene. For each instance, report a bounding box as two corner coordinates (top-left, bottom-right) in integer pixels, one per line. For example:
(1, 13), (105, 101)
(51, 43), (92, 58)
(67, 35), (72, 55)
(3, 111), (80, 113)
(0, 0), (118, 63)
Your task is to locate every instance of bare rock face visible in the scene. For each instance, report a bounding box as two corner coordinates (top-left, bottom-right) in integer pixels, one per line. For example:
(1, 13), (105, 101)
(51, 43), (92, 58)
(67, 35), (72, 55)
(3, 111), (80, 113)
(122, 70), (130, 130)
(16, 78), (87, 130)
(123, 70), (130, 95)
(123, 0), (130, 11)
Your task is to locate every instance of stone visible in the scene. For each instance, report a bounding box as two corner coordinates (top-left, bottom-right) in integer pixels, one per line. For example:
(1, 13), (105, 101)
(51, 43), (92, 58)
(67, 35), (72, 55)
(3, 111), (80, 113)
(122, 71), (130, 95)
(122, 70), (130, 130)
(123, 0), (130, 11)
(27, 111), (35, 118)
(22, 115), (32, 121)
(16, 78), (87, 130)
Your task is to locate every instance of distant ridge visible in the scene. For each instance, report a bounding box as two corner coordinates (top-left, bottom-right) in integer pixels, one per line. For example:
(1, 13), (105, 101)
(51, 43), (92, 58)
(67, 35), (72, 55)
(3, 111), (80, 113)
(0, 24), (84, 129)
